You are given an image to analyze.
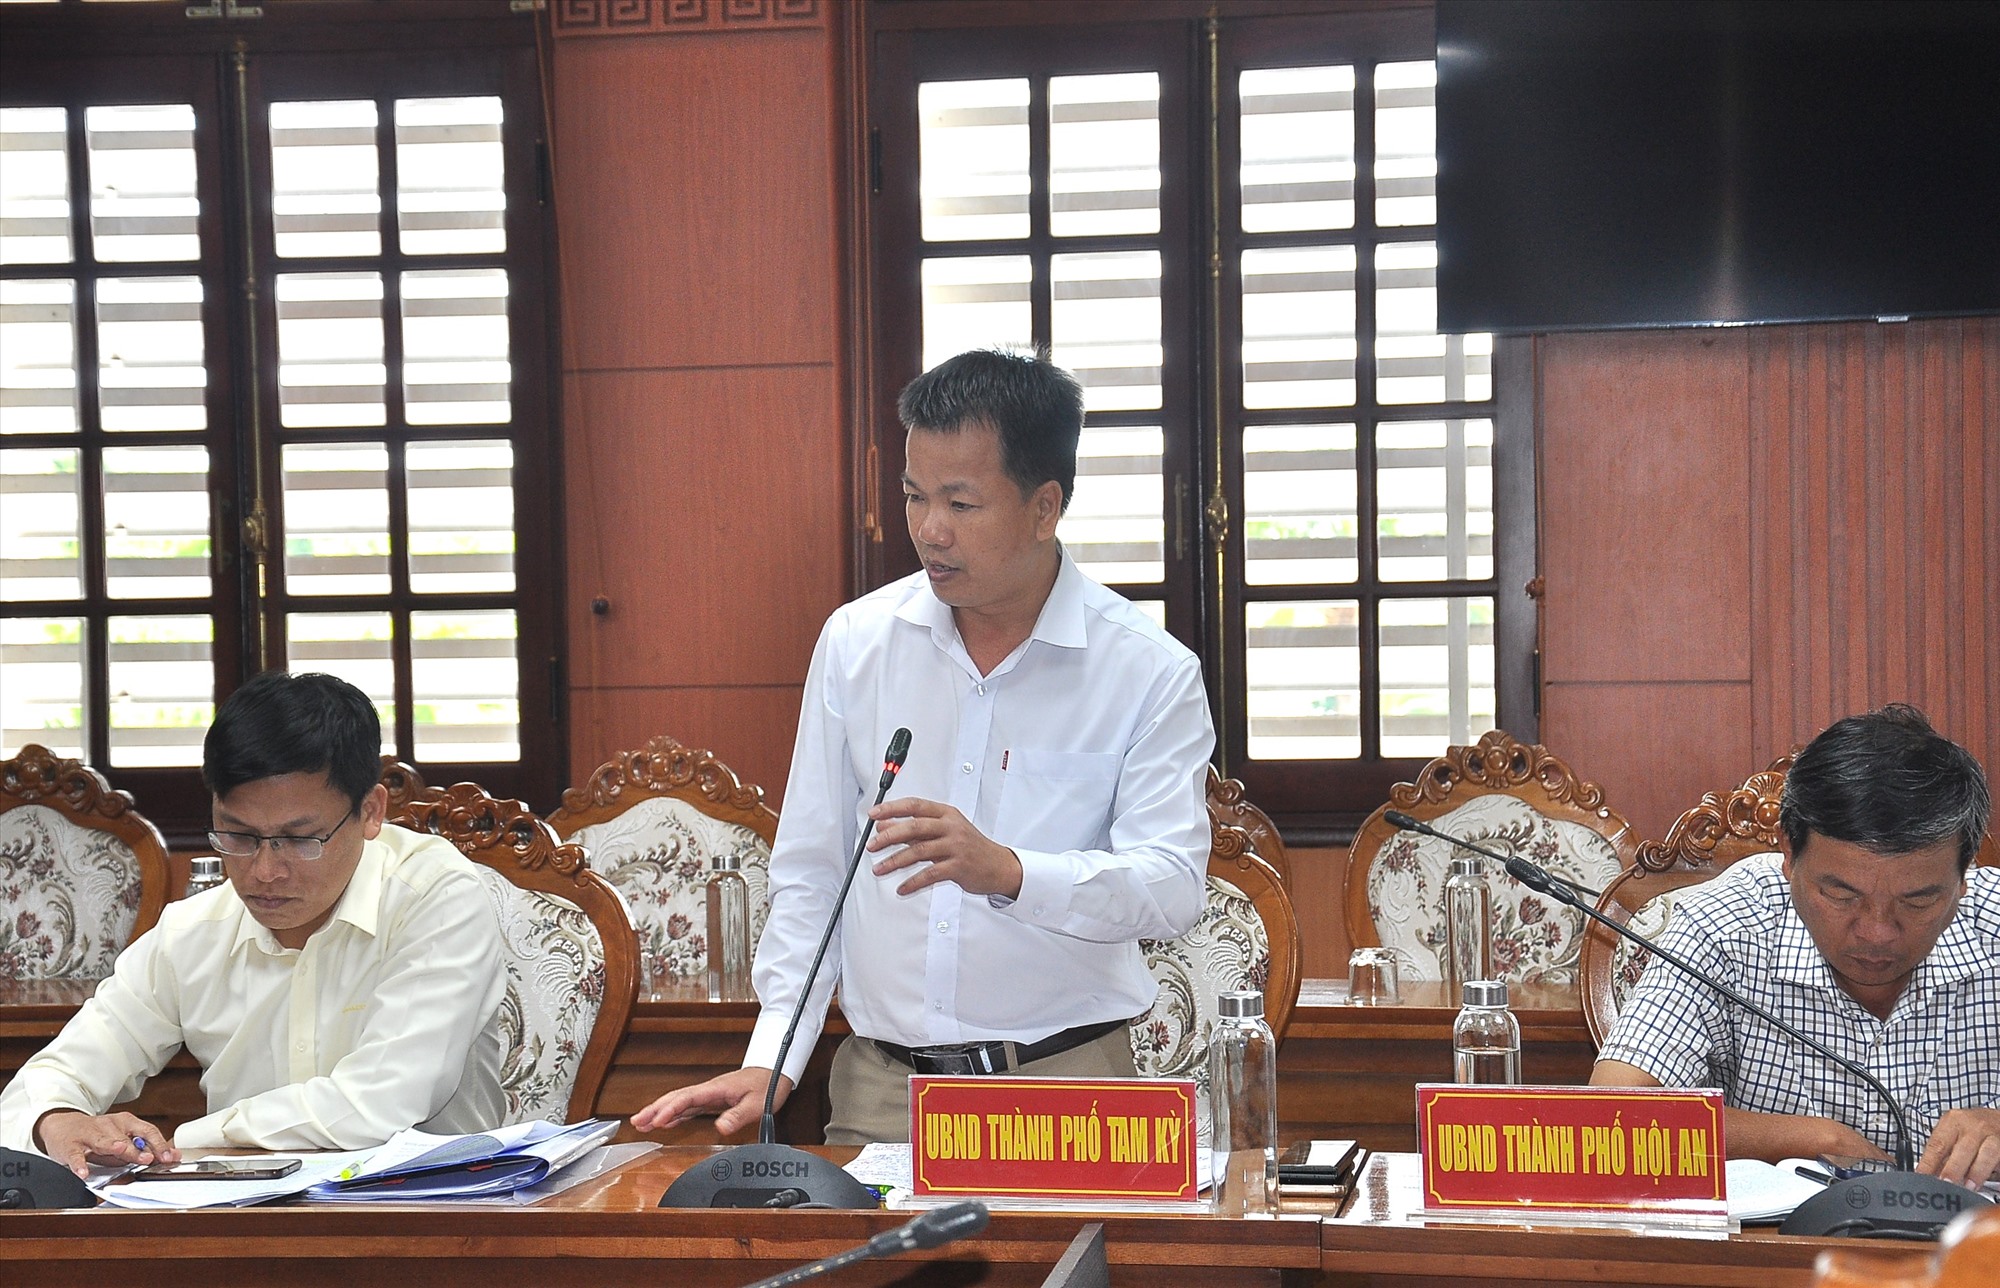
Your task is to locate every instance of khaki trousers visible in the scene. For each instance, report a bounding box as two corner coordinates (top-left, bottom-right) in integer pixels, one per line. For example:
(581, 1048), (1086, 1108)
(823, 1027), (1138, 1146)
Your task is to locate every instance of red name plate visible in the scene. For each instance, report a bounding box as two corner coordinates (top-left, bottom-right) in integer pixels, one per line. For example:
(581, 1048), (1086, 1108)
(909, 1076), (1197, 1201)
(1417, 1084), (1727, 1216)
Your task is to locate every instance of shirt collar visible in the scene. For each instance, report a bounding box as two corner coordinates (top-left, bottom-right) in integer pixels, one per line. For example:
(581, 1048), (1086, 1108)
(224, 832), (387, 956)
(893, 544), (1089, 655)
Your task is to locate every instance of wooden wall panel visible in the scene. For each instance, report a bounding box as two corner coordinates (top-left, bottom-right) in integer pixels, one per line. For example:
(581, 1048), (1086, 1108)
(569, 683), (806, 811)
(1748, 318), (2000, 766)
(1539, 318), (1996, 851)
(563, 367), (846, 690)
(1540, 681), (1753, 843)
(551, 29), (840, 371)
(1286, 844), (1350, 980)
(1538, 329), (1752, 684)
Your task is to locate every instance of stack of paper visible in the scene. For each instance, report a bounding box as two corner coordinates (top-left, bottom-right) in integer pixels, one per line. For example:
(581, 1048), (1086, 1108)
(306, 1118), (618, 1201)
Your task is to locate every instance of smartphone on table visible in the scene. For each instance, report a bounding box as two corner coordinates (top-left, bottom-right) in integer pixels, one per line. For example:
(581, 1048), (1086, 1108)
(135, 1157), (302, 1182)
(1817, 1154), (1897, 1180)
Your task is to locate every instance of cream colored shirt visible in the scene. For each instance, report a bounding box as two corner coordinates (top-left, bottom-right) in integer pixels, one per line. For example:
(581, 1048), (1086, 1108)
(0, 824), (506, 1153)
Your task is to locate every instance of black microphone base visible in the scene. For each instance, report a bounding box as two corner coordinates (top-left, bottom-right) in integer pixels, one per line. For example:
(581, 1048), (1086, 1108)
(0, 1147), (99, 1209)
(658, 1143), (882, 1209)
(1777, 1170), (1992, 1239)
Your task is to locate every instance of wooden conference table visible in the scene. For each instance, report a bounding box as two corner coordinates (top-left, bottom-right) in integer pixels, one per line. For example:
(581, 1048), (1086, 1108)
(0, 977), (1596, 1152)
(1, 1144), (1858, 1287)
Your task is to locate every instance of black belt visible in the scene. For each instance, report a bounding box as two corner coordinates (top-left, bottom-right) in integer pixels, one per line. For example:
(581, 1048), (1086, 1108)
(870, 1019), (1128, 1076)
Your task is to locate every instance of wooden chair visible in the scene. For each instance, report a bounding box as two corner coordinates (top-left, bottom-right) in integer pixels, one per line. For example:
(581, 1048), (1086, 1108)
(378, 756), (430, 818)
(1206, 766), (1291, 886)
(548, 735), (778, 993)
(386, 780), (638, 1125)
(1130, 821), (1302, 1146)
(1581, 756), (1791, 1045)
(1, 744), (169, 980)
(1345, 730), (1638, 986)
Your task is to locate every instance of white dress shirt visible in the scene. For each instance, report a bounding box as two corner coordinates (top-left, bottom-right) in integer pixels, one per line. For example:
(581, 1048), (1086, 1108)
(744, 550), (1215, 1086)
(0, 824), (507, 1153)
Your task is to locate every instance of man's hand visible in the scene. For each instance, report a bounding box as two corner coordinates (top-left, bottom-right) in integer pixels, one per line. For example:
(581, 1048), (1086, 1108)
(34, 1109), (179, 1179)
(1916, 1106), (2000, 1185)
(867, 797), (1023, 899)
(630, 1068), (792, 1138)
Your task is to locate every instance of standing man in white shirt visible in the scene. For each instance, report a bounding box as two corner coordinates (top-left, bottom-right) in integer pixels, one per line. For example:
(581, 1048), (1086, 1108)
(633, 348), (1215, 1145)
(0, 671), (507, 1176)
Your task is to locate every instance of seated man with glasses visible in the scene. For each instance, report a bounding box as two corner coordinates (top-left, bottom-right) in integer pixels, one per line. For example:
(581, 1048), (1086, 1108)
(0, 671), (507, 1177)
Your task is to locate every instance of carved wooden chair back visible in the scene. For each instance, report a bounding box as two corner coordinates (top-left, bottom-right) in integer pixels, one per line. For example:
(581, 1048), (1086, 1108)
(1205, 766), (1291, 885)
(1130, 822), (1301, 1146)
(1580, 756), (1792, 1046)
(1, 744), (170, 980)
(547, 735), (778, 993)
(385, 779), (637, 1124)
(1345, 731), (1639, 987)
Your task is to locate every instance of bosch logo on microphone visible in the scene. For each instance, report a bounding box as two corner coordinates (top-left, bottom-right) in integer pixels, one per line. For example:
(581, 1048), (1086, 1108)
(1882, 1187), (1968, 1213)
(742, 1159), (811, 1179)
(709, 1158), (732, 1182)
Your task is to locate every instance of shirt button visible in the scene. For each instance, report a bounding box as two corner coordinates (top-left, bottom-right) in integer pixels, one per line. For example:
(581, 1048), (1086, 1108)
(295, 1041), (307, 1052)
(976, 684), (986, 696)
(961, 761), (973, 774)
(934, 1002), (944, 1011)
(936, 921), (949, 933)
(1033, 905), (1046, 916)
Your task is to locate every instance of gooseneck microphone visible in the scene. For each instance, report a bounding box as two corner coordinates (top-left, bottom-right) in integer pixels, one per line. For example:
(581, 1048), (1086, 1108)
(759, 726), (914, 1145)
(1380, 810), (1992, 1238)
(659, 728), (913, 1210)
(738, 1201), (991, 1288)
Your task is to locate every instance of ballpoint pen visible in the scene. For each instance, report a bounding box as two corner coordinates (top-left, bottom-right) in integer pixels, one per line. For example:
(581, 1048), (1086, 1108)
(1793, 1165), (1835, 1185)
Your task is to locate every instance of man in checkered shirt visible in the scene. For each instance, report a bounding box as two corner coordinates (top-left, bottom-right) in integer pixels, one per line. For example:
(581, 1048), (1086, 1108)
(1593, 705), (1999, 1186)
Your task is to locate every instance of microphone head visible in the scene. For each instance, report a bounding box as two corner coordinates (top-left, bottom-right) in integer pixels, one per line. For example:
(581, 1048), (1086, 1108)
(907, 1200), (989, 1249)
(1383, 809), (1419, 831)
(886, 727), (913, 771)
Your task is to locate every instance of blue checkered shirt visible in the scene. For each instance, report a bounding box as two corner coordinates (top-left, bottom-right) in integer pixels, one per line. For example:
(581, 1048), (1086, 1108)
(1598, 853), (2000, 1158)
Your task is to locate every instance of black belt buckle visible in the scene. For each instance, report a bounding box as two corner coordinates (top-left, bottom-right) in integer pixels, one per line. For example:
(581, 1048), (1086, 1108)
(909, 1043), (1005, 1075)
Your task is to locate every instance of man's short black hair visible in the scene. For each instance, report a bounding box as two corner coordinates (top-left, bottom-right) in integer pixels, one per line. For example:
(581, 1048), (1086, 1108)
(203, 671), (382, 807)
(1781, 703), (1992, 873)
(896, 348), (1085, 514)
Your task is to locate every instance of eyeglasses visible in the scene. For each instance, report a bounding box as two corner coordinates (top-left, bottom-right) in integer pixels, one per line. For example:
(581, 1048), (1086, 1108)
(206, 802), (358, 862)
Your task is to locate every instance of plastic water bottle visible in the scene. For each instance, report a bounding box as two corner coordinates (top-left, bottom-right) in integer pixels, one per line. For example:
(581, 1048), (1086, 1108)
(186, 855), (226, 897)
(705, 853), (752, 1003)
(1453, 979), (1522, 1085)
(1210, 989), (1279, 1215)
(1443, 854), (1492, 994)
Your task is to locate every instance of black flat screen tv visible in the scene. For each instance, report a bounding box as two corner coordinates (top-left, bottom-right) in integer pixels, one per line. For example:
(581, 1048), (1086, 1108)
(1435, 0), (2000, 334)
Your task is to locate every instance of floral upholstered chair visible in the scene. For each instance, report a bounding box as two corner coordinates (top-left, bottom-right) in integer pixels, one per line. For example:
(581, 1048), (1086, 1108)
(386, 780), (637, 1124)
(1, 744), (169, 981)
(1130, 822), (1301, 1146)
(548, 736), (777, 994)
(1345, 731), (1638, 987)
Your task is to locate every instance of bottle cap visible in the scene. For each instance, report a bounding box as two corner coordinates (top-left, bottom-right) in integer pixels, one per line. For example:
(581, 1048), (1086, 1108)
(191, 856), (223, 878)
(1462, 979), (1509, 1008)
(1448, 855), (1484, 878)
(1217, 989), (1265, 1018)
(711, 853), (742, 872)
